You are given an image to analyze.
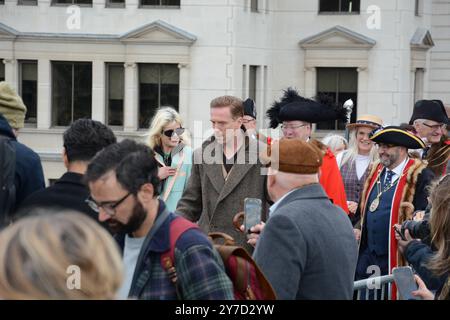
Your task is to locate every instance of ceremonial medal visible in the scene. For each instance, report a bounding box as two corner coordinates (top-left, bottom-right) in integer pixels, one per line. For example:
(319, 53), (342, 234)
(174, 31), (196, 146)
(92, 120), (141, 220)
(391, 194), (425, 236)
(369, 197), (380, 212)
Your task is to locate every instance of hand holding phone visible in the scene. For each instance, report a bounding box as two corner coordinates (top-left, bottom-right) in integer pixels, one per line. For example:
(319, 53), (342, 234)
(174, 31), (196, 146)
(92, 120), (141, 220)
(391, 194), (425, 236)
(392, 266), (421, 300)
(244, 198), (262, 236)
(394, 225), (407, 241)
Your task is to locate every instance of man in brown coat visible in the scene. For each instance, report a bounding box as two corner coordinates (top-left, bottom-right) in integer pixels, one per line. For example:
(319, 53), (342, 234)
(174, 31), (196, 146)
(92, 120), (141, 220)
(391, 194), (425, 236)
(176, 96), (268, 252)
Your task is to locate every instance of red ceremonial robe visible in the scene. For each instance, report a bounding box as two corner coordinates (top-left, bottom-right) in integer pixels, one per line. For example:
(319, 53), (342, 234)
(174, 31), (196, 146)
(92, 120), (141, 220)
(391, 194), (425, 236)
(359, 158), (426, 300)
(319, 148), (349, 214)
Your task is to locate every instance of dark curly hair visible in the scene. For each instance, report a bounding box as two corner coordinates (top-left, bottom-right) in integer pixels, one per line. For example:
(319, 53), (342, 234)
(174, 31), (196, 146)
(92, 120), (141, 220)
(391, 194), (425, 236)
(63, 119), (116, 162)
(84, 139), (160, 197)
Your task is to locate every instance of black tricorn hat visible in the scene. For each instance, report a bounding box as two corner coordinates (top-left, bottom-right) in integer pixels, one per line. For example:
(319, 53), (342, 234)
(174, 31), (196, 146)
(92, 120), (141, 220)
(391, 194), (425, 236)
(266, 88), (348, 128)
(409, 100), (449, 125)
(243, 98), (257, 119)
(370, 126), (426, 149)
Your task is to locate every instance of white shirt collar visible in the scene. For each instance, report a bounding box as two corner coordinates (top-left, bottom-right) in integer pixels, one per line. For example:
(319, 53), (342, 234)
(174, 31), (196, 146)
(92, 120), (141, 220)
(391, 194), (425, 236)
(268, 188), (299, 218)
(385, 157), (409, 181)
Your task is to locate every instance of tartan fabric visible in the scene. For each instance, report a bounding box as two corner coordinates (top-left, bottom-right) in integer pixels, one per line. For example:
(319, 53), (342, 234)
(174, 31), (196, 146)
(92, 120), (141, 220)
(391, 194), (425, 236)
(128, 213), (234, 300)
(340, 160), (370, 203)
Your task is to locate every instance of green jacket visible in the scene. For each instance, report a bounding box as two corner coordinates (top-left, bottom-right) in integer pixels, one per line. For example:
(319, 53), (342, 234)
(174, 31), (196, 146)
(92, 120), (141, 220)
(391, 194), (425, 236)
(155, 143), (193, 212)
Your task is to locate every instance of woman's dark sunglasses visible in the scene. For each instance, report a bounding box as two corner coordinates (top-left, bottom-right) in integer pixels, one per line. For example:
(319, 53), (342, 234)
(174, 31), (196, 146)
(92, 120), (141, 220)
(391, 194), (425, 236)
(163, 128), (185, 138)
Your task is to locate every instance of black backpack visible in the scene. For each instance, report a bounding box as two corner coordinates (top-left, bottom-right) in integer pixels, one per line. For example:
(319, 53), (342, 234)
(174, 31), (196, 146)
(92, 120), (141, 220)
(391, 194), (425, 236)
(0, 136), (16, 227)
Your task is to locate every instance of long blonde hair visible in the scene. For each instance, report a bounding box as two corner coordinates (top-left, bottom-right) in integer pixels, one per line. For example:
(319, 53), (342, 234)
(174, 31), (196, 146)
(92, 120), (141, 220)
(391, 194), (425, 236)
(146, 107), (190, 149)
(339, 127), (379, 168)
(0, 212), (123, 300)
(428, 174), (450, 276)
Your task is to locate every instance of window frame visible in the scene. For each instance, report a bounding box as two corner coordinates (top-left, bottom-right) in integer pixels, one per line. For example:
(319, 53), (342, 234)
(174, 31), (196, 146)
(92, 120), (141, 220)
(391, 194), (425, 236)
(105, 62), (125, 129)
(18, 0), (38, 5)
(250, 0), (258, 12)
(318, 0), (360, 15)
(139, 0), (180, 9)
(248, 65), (258, 102)
(51, 61), (93, 128)
(51, 0), (93, 7)
(105, 0), (125, 8)
(138, 63), (180, 129)
(415, 0), (423, 17)
(315, 67), (358, 131)
(18, 60), (38, 128)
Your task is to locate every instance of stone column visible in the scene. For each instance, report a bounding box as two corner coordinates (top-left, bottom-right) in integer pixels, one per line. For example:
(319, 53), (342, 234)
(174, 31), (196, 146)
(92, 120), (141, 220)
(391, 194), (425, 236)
(37, 59), (51, 129)
(123, 62), (138, 132)
(178, 63), (189, 125)
(357, 67), (368, 116)
(91, 60), (106, 123)
(3, 59), (17, 91)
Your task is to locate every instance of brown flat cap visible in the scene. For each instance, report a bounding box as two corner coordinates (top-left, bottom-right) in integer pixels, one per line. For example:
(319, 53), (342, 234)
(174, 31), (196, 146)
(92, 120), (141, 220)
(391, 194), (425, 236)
(261, 138), (323, 174)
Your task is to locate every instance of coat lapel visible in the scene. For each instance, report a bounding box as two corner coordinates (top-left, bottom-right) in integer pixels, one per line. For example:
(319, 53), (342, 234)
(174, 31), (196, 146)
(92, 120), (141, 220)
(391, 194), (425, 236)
(217, 163), (253, 204)
(205, 163), (226, 195)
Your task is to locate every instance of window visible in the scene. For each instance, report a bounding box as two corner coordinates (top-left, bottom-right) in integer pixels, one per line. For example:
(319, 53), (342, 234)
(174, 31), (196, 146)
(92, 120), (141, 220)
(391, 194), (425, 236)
(140, 0), (180, 6)
(52, 0), (92, 5)
(19, 61), (38, 125)
(106, 0), (125, 7)
(106, 63), (124, 126)
(18, 0), (38, 5)
(138, 63), (179, 129)
(415, 0), (422, 16)
(0, 60), (4, 81)
(251, 0), (258, 12)
(52, 61), (92, 126)
(316, 67), (357, 130)
(319, 0), (360, 13)
(249, 66), (258, 102)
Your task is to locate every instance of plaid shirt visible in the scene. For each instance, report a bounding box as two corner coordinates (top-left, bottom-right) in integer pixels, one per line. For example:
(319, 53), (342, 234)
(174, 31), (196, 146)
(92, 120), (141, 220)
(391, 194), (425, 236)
(117, 202), (234, 300)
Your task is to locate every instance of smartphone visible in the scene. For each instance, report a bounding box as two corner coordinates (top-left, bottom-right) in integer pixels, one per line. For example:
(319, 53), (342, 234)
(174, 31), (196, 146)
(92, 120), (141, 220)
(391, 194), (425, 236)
(392, 266), (421, 300)
(394, 225), (407, 241)
(244, 198), (262, 234)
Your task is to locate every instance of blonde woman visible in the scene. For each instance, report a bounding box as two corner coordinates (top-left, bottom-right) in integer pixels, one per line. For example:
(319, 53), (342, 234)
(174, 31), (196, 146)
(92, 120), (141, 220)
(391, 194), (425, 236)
(146, 107), (192, 212)
(336, 115), (383, 216)
(0, 211), (123, 299)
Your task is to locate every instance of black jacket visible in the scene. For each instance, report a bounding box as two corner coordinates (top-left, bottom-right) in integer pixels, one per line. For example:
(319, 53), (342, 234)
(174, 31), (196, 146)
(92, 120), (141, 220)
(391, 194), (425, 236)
(17, 172), (100, 224)
(405, 240), (448, 294)
(0, 114), (45, 213)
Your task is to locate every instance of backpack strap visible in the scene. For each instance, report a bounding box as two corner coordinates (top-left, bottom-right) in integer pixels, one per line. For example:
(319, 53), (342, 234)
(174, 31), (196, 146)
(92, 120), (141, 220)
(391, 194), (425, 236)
(160, 216), (199, 298)
(162, 150), (185, 202)
(0, 136), (16, 226)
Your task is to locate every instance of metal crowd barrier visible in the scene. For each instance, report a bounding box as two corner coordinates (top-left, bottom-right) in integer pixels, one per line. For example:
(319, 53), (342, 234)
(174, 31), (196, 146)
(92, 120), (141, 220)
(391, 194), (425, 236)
(353, 274), (395, 300)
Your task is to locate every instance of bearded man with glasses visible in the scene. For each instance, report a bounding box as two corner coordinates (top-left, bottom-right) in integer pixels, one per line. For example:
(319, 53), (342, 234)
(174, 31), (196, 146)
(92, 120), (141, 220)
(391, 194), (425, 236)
(355, 126), (434, 300)
(85, 139), (233, 300)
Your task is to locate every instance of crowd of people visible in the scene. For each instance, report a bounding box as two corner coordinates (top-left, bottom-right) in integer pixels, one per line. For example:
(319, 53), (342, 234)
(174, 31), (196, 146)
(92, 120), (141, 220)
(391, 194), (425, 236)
(0, 79), (449, 300)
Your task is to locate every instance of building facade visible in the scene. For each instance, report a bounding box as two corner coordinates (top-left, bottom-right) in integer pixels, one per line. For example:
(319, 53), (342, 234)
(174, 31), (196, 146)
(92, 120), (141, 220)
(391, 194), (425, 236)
(0, 0), (449, 183)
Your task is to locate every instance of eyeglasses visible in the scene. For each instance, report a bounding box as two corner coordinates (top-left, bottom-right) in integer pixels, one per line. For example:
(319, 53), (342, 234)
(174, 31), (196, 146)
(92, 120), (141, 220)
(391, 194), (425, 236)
(163, 128), (185, 138)
(85, 192), (131, 217)
(376, 143), (396, 149)
(242, 118), (256, 124)
(421, 122), (446, 131)
(281, 123), (308, 131)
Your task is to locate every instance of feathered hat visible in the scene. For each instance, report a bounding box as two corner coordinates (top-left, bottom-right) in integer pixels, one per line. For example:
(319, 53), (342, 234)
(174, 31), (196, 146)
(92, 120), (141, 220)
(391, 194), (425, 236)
(266, 88), (348, 129)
